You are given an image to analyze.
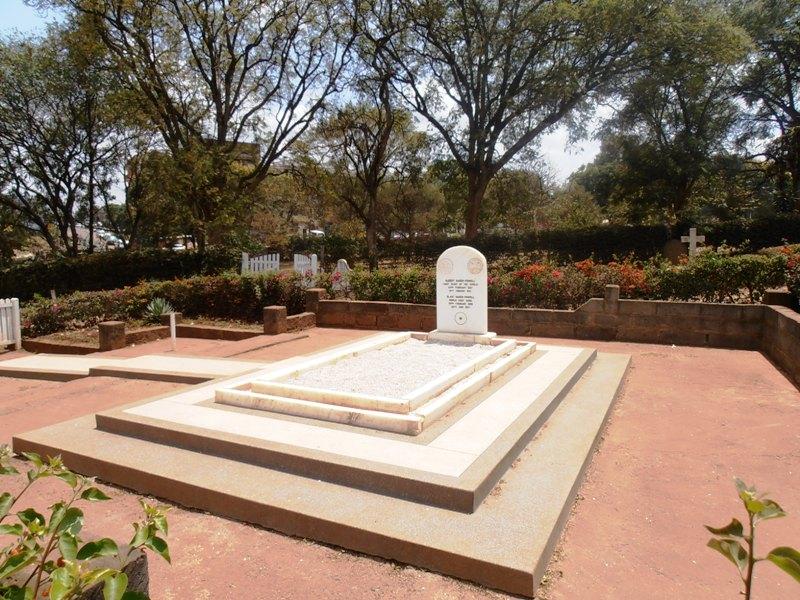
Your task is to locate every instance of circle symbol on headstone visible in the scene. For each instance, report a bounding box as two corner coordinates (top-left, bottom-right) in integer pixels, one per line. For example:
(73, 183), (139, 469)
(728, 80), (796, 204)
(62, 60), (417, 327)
(454, 312), (467, 325)
(467, 257), (483, 275)
(438, 258), (454, 275)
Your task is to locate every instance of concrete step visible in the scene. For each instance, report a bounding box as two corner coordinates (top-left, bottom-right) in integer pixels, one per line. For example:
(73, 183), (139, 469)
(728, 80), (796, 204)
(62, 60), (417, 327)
(13, 350), (629, 597)
(92, 346), (596, 512)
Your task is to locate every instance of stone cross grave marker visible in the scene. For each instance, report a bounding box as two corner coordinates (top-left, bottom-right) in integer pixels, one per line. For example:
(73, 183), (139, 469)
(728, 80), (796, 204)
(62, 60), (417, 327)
(436, 246), (488, 335)
(332, 259), (352, 293)
(681, 227), (705, 256)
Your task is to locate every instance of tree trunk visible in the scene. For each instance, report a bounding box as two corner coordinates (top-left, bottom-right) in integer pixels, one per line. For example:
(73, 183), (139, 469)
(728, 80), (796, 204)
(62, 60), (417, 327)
(465, 172), (490, 241)
(365, 190), (378, 270)
(790, 125), (800, 212)
(87, 106), (96, 254)
(87, 171), (95, 253)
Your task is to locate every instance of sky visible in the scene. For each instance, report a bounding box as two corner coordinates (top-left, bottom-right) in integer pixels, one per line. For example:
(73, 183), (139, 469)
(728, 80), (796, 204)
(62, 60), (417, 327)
(0, 0), (603, 182)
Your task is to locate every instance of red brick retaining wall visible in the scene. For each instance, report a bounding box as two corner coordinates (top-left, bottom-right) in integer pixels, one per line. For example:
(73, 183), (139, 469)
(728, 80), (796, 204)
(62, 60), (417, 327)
(310, 287), (764, 350)
(762, 306), (800, 388)
(21, 339), (97, 355)
(305, 287), (800, 387)
(287, 312), (316, 332)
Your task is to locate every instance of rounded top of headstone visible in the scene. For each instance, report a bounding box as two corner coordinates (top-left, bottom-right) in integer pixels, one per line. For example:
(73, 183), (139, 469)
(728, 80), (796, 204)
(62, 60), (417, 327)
(436, 246), (487, 276)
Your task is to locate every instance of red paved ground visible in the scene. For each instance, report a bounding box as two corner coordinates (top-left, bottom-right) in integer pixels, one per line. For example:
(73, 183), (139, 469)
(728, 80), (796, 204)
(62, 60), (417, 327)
(1, 331), (799, 599)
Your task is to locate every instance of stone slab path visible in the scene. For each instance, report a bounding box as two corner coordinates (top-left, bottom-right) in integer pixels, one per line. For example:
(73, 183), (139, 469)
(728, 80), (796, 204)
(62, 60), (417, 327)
(0, 353), (266, 380)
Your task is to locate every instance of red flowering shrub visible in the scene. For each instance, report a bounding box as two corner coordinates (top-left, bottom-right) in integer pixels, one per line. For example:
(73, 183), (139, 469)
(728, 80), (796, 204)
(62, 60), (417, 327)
(595, 260), (651, 296)
(783, 247), (800, 300)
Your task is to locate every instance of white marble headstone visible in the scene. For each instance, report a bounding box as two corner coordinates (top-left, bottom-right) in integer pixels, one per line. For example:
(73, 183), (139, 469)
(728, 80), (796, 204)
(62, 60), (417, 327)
(436, 246), (488, 335)
(332, 258), (351, 292)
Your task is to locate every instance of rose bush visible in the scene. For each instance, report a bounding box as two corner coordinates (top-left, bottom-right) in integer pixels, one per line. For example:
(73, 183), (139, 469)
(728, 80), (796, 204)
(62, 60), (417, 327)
(784, 247), (800, 301)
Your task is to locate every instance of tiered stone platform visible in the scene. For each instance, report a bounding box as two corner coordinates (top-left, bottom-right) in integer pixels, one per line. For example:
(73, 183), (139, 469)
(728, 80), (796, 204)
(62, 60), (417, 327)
(215, 331), (535, 435)
(13, 331), (629, 596)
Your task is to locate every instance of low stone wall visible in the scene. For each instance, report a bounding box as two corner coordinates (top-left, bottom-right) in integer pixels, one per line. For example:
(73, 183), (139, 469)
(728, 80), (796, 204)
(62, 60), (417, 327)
(176, 324), (259, 341)
(21, 338), (97, 355)
(287, 312), (316, 332)
(263, 306), (316, 334)
(762, 305), (800, 388)
(126, 326), (170, 345)
(309, 287), (765, 350)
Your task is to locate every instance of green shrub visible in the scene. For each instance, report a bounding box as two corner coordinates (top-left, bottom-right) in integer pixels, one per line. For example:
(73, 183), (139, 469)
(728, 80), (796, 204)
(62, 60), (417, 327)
(144, 298), (175, 323)
(376, 215), (800, 263)
(348, 267), (436, 304)
(0, 444), (171, 600)
(650, 252), (786, 303)
(705, 478), (800, 600)
(20, 251), (795, 338)
(21, 272), (304, 337)
(786, 252), (800, 300)
(0, 248), (238, 301)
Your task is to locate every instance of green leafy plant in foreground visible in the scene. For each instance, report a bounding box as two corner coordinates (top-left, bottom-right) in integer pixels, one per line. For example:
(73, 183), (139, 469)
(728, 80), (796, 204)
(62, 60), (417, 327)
(706, 478), (800, 599)
(0, 444), (170, 600)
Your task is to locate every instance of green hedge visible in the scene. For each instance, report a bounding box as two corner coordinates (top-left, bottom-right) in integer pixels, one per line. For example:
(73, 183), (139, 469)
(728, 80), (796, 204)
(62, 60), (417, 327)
(21, 272), (304, 337)
(378, 215), (800, 263)
(1, 248), (239, 301)
(7, 215), (800, 301)
(649, 253), (787, 303)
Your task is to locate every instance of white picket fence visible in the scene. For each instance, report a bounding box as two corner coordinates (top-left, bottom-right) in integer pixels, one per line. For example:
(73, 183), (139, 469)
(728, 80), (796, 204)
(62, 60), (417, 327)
(0, 298), (21, 350)
(293, 253), (318, 277)
(241, 252), (280, 274)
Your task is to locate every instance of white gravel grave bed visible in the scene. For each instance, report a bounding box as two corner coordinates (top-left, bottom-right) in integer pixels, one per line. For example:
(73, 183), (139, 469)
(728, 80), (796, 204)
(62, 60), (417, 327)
(285, 338), (494, 398)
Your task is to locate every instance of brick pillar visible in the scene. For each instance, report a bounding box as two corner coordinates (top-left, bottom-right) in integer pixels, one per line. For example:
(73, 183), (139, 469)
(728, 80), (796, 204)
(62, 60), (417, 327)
(604, 285), (620, 313)
(99, 321), (126, 351)
(305, 288), (326, 314)
(263, 306), (288, 334)
(158, 312), (182, 325)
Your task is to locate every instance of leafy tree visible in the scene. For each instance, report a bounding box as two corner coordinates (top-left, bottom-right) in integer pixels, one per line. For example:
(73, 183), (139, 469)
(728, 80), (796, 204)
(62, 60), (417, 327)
(582, 0), (749, 222)
(0, 205), (28, 266)
(303, 104), (429, 268)
(427, 158), (468, 234)
(0, 23), (120, 256)
(112, 137), (196, 248)
(65, 0), (357, 248)
(381, 177), (443, 240)
(734, 0), (800, 211)
(545, 184), (604, 229)
(370, 0), (658, 239)
(483, 168), (552, 233)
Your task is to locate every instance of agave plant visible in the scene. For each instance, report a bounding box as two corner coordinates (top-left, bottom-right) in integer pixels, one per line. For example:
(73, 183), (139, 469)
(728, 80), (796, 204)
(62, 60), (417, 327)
(144, 298), (174, 323)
